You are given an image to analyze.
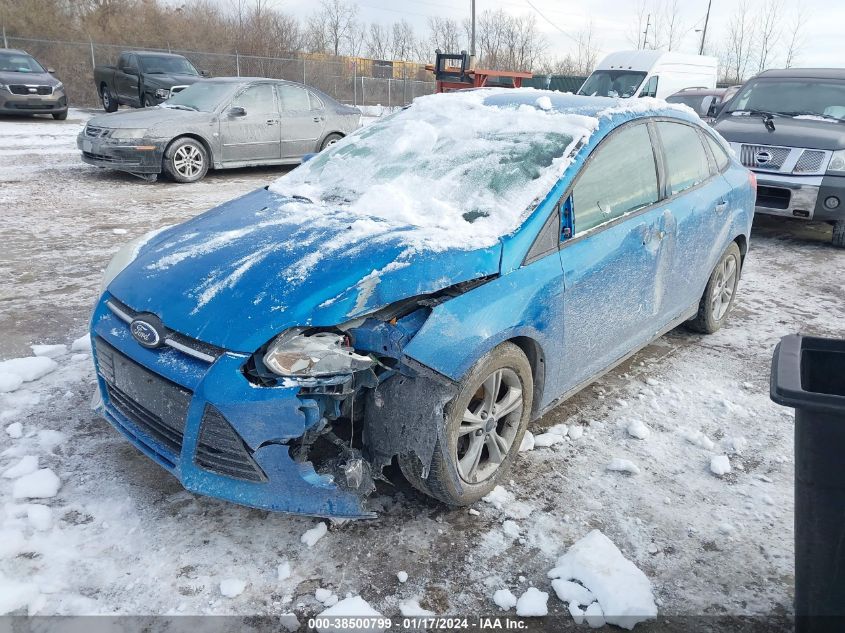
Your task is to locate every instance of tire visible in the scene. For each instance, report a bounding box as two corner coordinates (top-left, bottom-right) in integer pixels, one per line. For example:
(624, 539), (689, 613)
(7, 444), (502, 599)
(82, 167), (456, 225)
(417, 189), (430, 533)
(163, 137), (209, 183)
(101, 84), (118, 112)
(320, 133), (343, 151)
(687, 242), (742, 334)
(140, 93), (149, 108)
(52, 111), (67, 121)
(398, 342), (533, 505)
(833, 221), (845, 248)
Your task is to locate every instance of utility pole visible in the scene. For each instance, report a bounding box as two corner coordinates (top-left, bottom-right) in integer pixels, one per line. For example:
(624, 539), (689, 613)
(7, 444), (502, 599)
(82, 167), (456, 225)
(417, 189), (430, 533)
(2, 25), (7, 49)
(699, 0), (713, 54)
(470, 0), (476, 67)
(642, 13), (651, 49)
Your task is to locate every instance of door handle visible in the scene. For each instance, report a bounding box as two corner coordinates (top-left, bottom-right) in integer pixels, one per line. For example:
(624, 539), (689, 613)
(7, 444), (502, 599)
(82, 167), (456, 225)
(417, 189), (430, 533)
(313, 116), (324, 123)
(266, 119), (279, 126)
(715, 201), (728, 214)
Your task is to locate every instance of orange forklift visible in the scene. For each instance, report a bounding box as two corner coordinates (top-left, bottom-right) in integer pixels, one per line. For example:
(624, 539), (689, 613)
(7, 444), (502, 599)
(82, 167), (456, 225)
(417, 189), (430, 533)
(428, 50), (532, 93)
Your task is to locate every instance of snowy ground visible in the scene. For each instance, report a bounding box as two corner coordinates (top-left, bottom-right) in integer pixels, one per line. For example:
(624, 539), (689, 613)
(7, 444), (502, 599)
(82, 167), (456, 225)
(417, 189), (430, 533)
(2, 109), (844, 626)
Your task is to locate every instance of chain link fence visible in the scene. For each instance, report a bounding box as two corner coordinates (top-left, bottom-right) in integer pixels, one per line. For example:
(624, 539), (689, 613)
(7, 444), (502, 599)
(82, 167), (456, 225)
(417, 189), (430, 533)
(3, 36), (435, 109)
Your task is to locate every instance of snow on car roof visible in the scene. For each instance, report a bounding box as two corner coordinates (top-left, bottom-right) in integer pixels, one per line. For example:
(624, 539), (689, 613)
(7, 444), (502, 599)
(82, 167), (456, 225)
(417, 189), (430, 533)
(269, 88), (609, 256)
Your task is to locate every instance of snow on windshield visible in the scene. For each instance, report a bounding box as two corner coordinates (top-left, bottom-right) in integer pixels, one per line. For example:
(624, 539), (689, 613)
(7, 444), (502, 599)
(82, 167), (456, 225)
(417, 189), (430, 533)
(269, 89), (598, 252)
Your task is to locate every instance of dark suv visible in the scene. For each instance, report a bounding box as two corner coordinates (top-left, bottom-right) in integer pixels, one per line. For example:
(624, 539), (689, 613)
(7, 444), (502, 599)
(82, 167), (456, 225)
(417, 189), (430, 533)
(713, 68), (845, 247)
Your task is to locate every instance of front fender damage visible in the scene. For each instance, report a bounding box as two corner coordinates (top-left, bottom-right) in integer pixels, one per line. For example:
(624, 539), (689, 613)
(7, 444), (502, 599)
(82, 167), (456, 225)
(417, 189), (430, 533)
(245, 280), (490, 517)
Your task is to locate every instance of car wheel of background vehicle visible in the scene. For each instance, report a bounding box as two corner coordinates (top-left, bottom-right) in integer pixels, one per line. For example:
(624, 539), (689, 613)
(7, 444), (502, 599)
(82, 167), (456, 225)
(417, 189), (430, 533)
(140, 93), (149, 108)
(101, 84), (117, 112)
(687, 241), (742, 334)
(52, 111), (67, 121)
(833, 221), (845, 248)
(320, 133), (343, 151)
(398, 342), (533, 505)
(163, 137), (209, 183)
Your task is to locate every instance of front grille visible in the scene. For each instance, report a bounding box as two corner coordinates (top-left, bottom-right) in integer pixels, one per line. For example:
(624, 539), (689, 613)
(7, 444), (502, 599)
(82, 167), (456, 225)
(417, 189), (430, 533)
(739, 144), (791, 170)
(83, 151), (135, 164)
(96, 338), (192, 459)
(794, 150), (826, 174)
(195, 406), (267, 482)
(85, 125), (110, 138)
(9, 84), (52, 95)
(10, 103), (56, 110)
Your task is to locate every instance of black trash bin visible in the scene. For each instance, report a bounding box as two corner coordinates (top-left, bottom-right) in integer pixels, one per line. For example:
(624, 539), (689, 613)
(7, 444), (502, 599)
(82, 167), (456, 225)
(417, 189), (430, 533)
(771, 334), (845, 632)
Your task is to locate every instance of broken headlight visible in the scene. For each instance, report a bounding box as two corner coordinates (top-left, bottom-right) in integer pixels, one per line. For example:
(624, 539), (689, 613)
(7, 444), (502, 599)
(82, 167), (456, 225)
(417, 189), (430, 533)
(263, 328), (375, 377)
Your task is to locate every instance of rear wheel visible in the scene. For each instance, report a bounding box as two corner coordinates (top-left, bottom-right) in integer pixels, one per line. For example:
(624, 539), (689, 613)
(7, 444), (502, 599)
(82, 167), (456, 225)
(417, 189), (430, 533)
(398, 342), (533, 505)
(687, 242), (742, 334)
(833, 220), (845, 248)
(320, 133), (343, 151)
(163, 137), (209, 183)
(101, 84), (117, 112)
(140, 93), (149, 108)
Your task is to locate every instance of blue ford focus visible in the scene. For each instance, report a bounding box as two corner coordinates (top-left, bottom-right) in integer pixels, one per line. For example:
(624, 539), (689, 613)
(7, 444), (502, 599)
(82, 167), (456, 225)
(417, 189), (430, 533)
(90, 90), (755, 518)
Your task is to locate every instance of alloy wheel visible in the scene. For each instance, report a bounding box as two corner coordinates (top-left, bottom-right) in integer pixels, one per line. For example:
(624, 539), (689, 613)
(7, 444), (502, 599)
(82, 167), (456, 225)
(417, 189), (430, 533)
(173, 144), (204, 179)
(455, 368), (524, 484)
(710, 253), (738, 321)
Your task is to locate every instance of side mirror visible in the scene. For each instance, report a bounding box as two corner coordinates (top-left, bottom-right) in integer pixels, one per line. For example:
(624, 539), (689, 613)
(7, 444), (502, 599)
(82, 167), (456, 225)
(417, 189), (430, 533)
(227, 106), (246, 117)
(47, 67), (56, 74)
(200, 70), (212, 78)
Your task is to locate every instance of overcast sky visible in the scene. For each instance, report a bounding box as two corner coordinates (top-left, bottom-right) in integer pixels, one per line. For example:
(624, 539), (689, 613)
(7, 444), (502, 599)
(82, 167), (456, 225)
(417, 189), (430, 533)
(272, 0), (843, 69)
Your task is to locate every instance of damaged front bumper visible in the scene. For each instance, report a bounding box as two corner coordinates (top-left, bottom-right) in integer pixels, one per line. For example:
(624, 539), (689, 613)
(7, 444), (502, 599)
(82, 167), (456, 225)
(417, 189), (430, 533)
(89, 293), (460, 518)
(90, 295), (380, 518)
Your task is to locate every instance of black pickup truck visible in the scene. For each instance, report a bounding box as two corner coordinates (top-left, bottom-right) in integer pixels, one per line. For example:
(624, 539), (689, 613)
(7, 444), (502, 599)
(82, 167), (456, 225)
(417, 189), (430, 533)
(94, 51), (208, 111)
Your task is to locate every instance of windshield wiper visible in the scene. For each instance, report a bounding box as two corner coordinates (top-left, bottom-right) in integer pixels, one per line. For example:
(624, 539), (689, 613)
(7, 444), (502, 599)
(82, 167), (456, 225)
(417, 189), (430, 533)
(780, 111), (844, 122)
(161, 104), (198, 111)
(729, 109), (780, 131)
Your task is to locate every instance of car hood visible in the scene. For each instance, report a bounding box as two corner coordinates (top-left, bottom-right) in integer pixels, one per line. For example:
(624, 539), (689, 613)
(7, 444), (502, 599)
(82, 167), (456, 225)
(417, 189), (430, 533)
(714, 115), (845, 150)
(107, 188), (502, 352)
(86, 107), (213, 129)
(0, 70), (58, 85)
(144, 73), (202, 87)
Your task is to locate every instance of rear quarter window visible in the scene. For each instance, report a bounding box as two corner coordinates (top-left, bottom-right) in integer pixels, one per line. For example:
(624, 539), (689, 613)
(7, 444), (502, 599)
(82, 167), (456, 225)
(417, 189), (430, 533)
(656, 121), (712, 195)
(703, 133), (731, 172)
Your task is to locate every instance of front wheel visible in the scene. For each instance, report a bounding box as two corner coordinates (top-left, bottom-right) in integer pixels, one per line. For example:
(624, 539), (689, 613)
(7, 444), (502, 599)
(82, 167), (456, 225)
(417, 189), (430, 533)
(398, 342), (533, 505)
(687, 242), (742, 334)
(101, 85), (118, 112)
(163, 137), (209, 183)
(52, 111), (68, 121)
(833, 220), (845, 248)
(140, 93), (149, 108)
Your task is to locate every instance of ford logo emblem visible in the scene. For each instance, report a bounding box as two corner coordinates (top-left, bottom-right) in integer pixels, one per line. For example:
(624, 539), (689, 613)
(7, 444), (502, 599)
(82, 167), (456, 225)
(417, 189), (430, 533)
(130, 317), (164, 348)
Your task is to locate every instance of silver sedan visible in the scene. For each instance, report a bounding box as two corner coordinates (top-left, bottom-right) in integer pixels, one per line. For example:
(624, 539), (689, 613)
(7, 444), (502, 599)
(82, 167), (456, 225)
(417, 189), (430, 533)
(77, 77), (361, 182)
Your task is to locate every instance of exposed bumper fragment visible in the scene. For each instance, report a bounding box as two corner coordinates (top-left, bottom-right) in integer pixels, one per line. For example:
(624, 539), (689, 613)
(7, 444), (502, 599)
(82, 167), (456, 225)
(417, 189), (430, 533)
(77, 134), (166, 175)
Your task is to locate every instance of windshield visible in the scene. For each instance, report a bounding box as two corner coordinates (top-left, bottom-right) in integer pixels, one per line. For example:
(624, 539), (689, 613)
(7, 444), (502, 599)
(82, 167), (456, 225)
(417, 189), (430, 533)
(578, 70), (647, 98)
(139, 55), (198, 75)
(269, 90), (596, 251)
(163, 81), (233, 112)
(727, 79), (845, 121)
(0, 52), (46, 73)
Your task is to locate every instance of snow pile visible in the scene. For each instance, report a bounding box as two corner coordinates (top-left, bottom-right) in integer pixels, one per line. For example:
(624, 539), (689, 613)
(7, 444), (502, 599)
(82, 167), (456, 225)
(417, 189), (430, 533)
(277, 561), (292, 581)
(534, 433), (564, 448)
(515, 587), (548, 616)
(710, 455), (732, 476)
(493, 588), (518, 610)
(31, 344), (67, 359)
(2, 455), (39, 479)
(12, 468), (61, 499)
(626, 420), (650, 440)
(481, 485), (533, 518)
(396, 571), (408, 583)
(315, 587), (338, 606)
(519, 430), (535, 452)
(5, 422), (23, 438)
(548, 530), (657, 629)
(0, 356), (58, 393)
(398, 598), (434, 616)
(220, 578), (246, 597)
(677, 427), (715, 450)
(301, 522), (328, 547)
(269, 89), (598, 254)
(317, 596), (384, 633)
(606, 458), (640, 475)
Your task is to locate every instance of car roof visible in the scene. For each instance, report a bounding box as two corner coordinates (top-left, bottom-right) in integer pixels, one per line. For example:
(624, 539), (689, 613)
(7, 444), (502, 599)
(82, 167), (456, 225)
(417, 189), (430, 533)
(668, 88), (726, 97)
(756, 68), (845, 80)
(124, 51), (188, 58)
(482, 89), (697, 122)
(0, 49), (30, 55)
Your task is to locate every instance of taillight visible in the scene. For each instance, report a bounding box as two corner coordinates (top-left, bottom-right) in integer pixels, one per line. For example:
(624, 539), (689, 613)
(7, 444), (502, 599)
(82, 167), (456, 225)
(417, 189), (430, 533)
(748, 170), (757, 190)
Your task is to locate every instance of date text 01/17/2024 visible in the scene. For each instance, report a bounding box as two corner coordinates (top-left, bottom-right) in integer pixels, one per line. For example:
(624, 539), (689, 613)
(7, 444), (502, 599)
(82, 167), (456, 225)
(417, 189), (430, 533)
(306, 617), (529, 630)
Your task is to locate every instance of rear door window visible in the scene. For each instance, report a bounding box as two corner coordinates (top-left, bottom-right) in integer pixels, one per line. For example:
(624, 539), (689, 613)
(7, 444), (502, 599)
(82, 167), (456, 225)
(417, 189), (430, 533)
(656, 121), (713, 195)
(278, 84), (312, 112)
(571, 123), (660, 234)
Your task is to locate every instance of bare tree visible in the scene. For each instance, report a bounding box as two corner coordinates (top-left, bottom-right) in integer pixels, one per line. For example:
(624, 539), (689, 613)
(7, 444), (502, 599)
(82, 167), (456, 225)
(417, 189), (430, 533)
(391, 19), (417, 62)
(628, 0), (689, 51)
(722, 0), (757, 84)
(466, 9), (543, 72)
(626, 0), (651, 49)
(366, 22), (390, 60)
(573, 22), (599, 75)
(427, 16), (462, 54)
(306, 0), (358, 56)
(784, 6), (808, 68)
(755, 0), (783, 72)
